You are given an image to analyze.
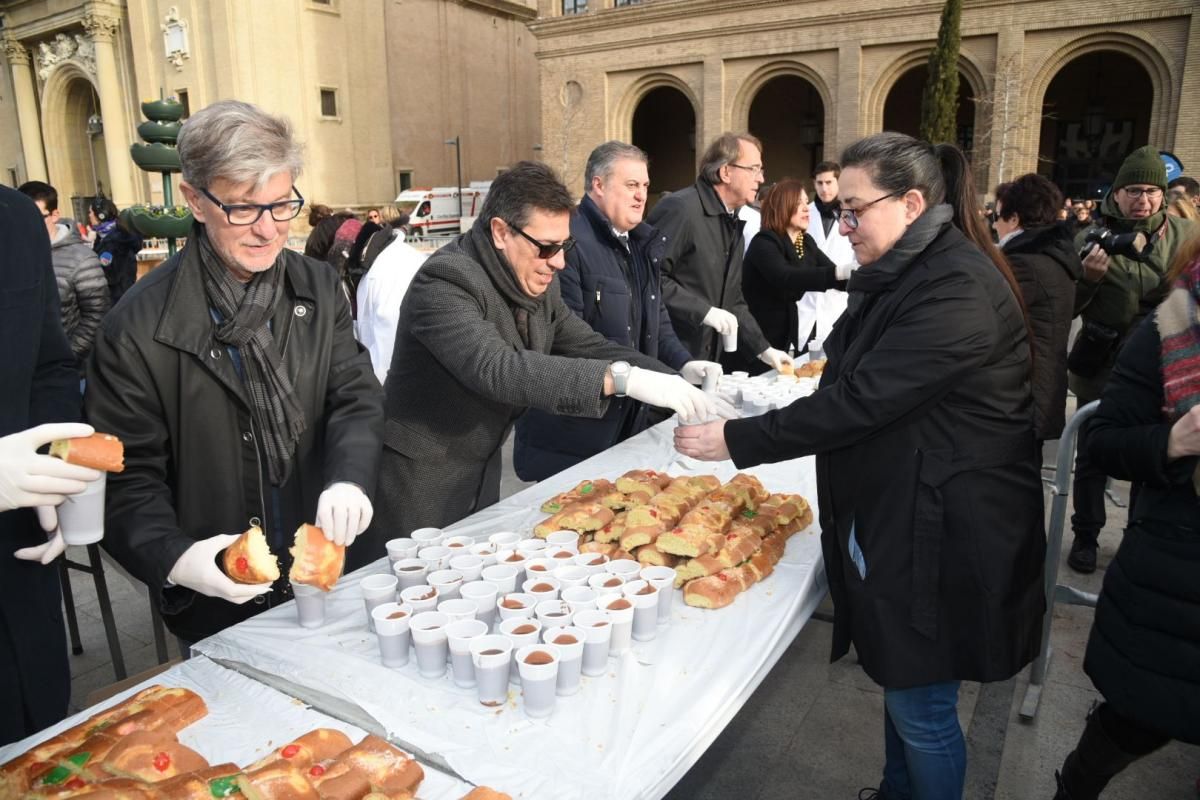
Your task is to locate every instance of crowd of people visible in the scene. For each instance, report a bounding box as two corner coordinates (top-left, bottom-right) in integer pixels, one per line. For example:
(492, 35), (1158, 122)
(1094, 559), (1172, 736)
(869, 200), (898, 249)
(2, 98), (1197, 800)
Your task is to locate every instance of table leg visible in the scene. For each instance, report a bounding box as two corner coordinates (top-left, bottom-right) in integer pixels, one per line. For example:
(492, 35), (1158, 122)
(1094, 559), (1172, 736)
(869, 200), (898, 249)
(88, 544), (127, 681)
(59, 560), (84, 655)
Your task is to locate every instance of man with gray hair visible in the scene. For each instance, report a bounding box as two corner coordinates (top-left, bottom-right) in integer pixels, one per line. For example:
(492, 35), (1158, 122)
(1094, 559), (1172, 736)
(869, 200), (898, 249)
(374, 160), (730, 535)
(646, 132), (791, 370)
(513, 141), (721, 481)
(85, 100), (383, 646)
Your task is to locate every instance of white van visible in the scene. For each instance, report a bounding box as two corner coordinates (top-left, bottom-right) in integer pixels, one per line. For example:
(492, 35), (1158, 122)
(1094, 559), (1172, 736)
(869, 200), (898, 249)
(394, 187), (487, 238)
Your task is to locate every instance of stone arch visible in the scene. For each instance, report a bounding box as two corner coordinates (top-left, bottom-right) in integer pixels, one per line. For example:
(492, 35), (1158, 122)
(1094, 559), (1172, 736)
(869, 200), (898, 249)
(1026, 31), (1174, 152)
(731, 62), (832, 183)
(864, 49), (988, 139)
(618, 74), (700, 204)
(40, 62), (109, 211)
(613, 72), (700, 143)
(731, 61), (833, 139)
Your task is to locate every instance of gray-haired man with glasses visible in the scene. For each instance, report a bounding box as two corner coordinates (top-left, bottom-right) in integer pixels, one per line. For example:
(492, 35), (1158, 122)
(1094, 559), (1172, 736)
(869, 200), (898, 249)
(84, 100), (383, 647)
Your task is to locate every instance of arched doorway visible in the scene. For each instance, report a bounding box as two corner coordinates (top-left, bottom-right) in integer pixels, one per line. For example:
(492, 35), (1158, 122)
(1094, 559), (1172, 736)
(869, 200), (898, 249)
(882, 65), (975, 155)
(1038, 51), (1153, 200)
(43, 71), (109, 219)
(748, 75), (824, 184)
(631, 86), (695, 208)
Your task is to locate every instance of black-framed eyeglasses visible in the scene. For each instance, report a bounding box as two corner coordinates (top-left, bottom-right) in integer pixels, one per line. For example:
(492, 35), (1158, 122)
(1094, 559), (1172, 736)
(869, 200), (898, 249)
(837, 190), (905, 230)
(199, 185), (305, 226)
(1119, 186), (1163, 200)
(728, 163), (764, 176)
(508, 223), (576, 259)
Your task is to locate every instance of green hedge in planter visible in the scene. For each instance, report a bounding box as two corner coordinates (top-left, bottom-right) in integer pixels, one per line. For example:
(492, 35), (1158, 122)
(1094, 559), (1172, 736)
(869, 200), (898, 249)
(130, 142), (181, 172)
(126, 205), (193, 238)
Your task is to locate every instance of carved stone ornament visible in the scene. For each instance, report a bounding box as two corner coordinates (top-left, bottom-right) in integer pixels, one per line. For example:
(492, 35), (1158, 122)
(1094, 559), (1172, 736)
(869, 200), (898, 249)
(3, 36), (30, 67)
(35, 32), (98, 81)
(82, 12), (121, 43)
(161, 6), (190, 70)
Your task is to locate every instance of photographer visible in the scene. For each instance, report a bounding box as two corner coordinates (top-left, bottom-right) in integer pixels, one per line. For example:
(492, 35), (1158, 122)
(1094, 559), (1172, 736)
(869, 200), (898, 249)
(1065, 145), (1195, 573)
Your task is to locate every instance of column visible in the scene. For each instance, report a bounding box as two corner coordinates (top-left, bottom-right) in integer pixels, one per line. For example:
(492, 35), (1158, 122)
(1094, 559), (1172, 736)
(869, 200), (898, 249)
(4, 36), (48, 183)
(836, 42), (862, 157)
(82, 9), (136, 206)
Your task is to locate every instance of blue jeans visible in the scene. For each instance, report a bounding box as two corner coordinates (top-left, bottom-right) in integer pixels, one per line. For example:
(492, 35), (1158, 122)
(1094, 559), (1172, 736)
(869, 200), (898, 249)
(881, 681), (965, 800)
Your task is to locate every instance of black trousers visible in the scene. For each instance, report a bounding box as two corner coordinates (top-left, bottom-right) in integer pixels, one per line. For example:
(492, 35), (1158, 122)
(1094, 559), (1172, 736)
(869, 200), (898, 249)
(1070, 406), (1140, 541)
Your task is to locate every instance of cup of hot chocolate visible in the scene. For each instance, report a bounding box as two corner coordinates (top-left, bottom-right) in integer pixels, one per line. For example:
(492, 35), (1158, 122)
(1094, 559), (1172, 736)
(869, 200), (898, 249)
(621, 579), (660, 642)
(291, 582), (326, 629)
(438, 597), (478, 624)
(604, 558), (642, 580)
(410, 527), (445, 548)
(522, 577), (561, 602)
(393, 558), (430, 592)
(496, 592), (536, 622)
(588, 571), (626, 603)
(499, 616), (543, 685)
(410, 610), (450, 679)
(360, 573), (399, 633)
(640, 565), (677, 625)
(545, 530), (580, 551)
(427, 568), (464, 601)
(480, 563), (520, 595)
(445, 618), (489, 689)
(418, 545), (453, 572)
(469, 635), (513, 707)
(385, 537), (420, 566)
(443, 534), (475, 550)
(515, 644), (561, 718)
(487, 530), (523, 550)
(523, 557), (557, 582)
(542, 625), (585, 696)
(371, 601), (413, 668)
(571, 609), (613, 676)
(459, 581), (499, 631)
(448, 554), (484, 582)
(572, 552), (610, 575)
(560, 586), (597, 615)
(534, 599), (572, 629)
(516, 538), (549, 557)
(400, 584), (440, 613)
(598, 594), (635, 656)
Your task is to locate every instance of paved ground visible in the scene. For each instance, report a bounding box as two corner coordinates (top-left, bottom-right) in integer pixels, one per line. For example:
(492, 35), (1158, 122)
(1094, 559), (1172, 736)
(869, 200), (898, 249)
(57, 412), (1198, 799)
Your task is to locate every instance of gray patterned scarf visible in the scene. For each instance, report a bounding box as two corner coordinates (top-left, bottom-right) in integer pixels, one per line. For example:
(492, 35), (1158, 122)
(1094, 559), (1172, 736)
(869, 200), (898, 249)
(197, 229), (306, 486)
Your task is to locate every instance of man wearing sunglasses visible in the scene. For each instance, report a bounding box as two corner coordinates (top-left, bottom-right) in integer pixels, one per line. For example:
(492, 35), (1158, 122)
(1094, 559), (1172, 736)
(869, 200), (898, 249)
(373, 161), (732, 537)
(84, 101), (383, 647)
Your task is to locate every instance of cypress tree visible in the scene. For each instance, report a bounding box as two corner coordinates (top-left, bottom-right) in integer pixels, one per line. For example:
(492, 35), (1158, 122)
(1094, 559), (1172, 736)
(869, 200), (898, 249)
(919, 0), (963, 144)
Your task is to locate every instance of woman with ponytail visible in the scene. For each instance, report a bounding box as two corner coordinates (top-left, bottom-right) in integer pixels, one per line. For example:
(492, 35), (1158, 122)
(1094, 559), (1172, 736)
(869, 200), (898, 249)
(1052, 232), (1200, 800)
(676, 132), (1045, 799)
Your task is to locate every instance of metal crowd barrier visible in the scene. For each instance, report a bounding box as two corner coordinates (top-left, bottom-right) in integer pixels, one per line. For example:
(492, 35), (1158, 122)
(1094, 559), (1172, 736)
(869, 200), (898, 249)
(1020, 400), (1101, 721)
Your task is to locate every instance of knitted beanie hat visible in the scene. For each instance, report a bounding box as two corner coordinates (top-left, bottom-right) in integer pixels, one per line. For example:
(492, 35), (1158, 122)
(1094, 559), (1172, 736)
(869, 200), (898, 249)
(1113, 145), (1167, 190)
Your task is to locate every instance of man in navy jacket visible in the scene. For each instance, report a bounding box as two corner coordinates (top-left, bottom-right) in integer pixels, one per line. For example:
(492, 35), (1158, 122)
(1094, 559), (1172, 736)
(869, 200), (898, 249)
(514, 142), (721, 481)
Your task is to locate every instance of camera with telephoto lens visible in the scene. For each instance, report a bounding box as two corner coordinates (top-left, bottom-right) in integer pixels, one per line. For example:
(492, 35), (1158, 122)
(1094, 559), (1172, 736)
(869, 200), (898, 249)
(1078, 227), (1154, 263)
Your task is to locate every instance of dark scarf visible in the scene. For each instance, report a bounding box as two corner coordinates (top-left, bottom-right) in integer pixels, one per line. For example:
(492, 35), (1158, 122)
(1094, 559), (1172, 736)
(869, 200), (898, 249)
(464, 219), (541, 347)
(844, 204), (955, 317)
(814, 197), (840, 238)
(1156, 254), (1200, 493)
(197, 229), (306, 486)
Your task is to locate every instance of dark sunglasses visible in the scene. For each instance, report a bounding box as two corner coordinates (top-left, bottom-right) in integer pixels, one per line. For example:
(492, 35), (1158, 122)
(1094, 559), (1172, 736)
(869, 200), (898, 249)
(509, 222), (576, 259)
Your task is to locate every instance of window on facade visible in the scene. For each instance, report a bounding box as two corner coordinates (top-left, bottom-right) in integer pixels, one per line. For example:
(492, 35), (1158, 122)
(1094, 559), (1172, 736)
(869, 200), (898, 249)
(320, 88), (338, 117)
(177, 89), (190, 118)
(614, 0), (641, 6)
(397, 170), (413, 192)
(562, 0), (587, 14)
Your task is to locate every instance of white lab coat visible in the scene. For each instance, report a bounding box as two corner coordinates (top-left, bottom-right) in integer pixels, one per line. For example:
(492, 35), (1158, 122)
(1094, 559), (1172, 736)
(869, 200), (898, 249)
(799, 201), (857, 346)
(355, 238), (429, 385)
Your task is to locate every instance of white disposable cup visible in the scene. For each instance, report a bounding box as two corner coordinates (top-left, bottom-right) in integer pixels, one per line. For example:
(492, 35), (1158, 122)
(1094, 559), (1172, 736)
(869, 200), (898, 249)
(393, 558), (429, 592)
(499, 617), (543, 684)
(371, 602), (413, 667)
(438, 597), (478, 624)
(588, 571), (626, 602)
(516, 538), (549, 556)
(494, 550), (528, 569)
(445, 618), (489, 688)
(573, 552), (609, 575)
(58, 473), (106, 545)
(488, 531), (522, 550)
(561, 586), (597, 615)
(448, 554), (484, 582)
(497, 592), (536, 621)
(572, 609), (613, 676)
(731, 371), (750, 379)
(543, 626), (586, 696)
(470, 635), (513, 707)
(419, 545), (453, 572)
(640, 565), (677, 625)
(605, 559), (642, 579)
(552, 565), (590, 591)
(427, 568), (464, 600)
(722, 328), (738, 353)
(545, 545), (578, 562)
(598, 595), (635, 656)
(522, 576), (561, 602)
(808, 340), (825, 360)
(410, 527), (444, 548)
(443, 534), (475, 551)
(385, 537), (420, 566)
(292, 582), (326, 629)
(400, 584), (439, 613)
(516, 644), (561, 718)
(534, 599), (572, 628)
(546, 530), (580, 550)
(410, 611), (449, 679)
(622, 579), (660, 642)
(468, 541), (498, 567)
(480, 564), (520, 595)
(459, 581), (499, 630)
(702, 367), (720, 392)
(360, 573), (399, 632)
(524, 557), (556, 582)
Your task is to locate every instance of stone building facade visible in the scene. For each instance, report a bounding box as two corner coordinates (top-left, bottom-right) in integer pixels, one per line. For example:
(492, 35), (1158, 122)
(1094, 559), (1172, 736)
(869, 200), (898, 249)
(0, 0), (540, 217)
(528, 0), (1199, 202)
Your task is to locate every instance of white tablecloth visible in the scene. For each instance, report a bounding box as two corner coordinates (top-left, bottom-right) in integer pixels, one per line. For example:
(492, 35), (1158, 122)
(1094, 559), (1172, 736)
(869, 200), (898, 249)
(196, 420), (827, 800)
(0, 656), (473, 800)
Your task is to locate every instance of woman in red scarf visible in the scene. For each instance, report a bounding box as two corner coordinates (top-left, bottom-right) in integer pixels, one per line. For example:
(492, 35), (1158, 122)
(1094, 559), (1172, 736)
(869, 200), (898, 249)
(1054, 232), (1200, 799)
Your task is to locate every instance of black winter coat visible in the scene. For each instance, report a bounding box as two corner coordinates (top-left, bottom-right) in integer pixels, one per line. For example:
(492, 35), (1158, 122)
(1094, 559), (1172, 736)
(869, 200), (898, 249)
(733, 228), (843, 373)
(0, 187), (80, 746)
(1002, 224), (1080, 440)
(513, 195), (691, 481)
(93, 223), (143, 306)
(645, 180), (770, 362)
(726, 224), (1045, 688)
(85, 237), (383, 643)
(1083, 314), (1200, 744)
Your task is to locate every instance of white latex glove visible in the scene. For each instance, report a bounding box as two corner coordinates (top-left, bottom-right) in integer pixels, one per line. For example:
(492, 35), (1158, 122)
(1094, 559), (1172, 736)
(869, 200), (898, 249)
(680, 360), (723, 385)
(0, 423), (101, 512)
(835, 263), (856, 281)
(13, 505), (66, 565)
(316, 482), (373, 547)
(701, 307), (738, 336)
(758, 348), (793, 372)
(167, 534), (273, 603)
(626, 367), (737, 423)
